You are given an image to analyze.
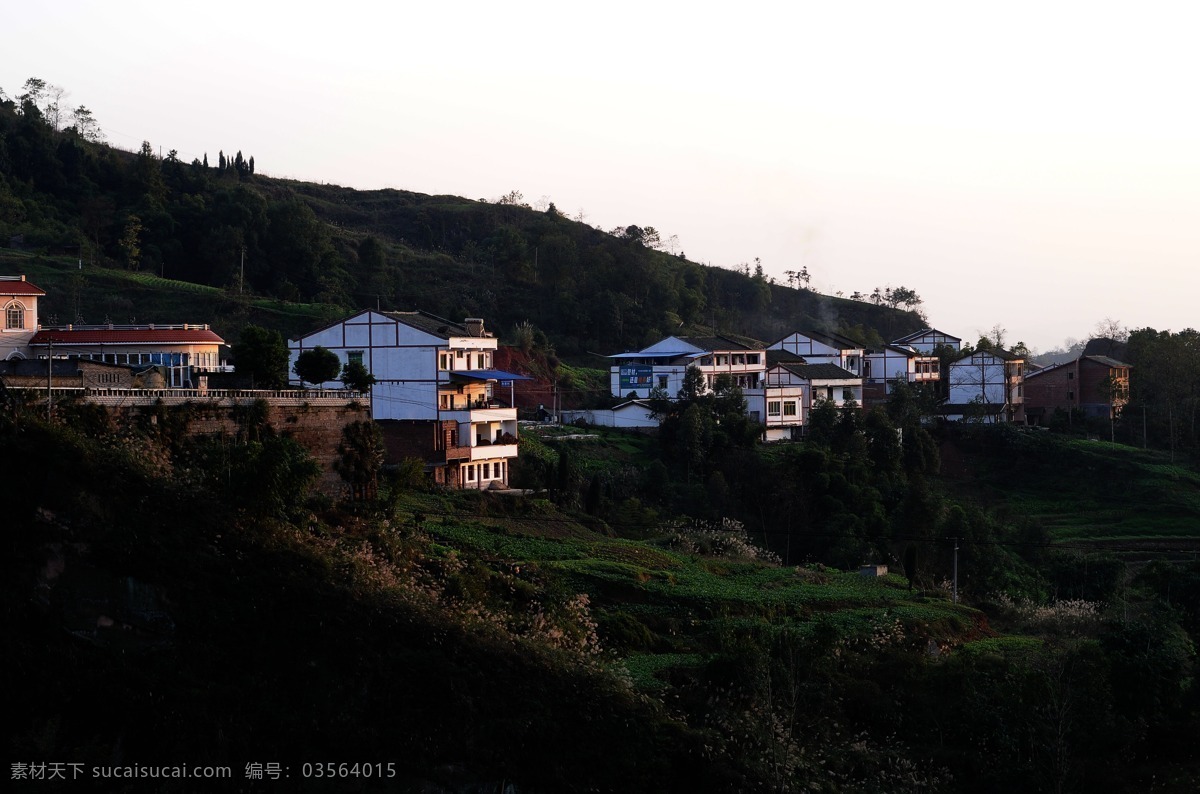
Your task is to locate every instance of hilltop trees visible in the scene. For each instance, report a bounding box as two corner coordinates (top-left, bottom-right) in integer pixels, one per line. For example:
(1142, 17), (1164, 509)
(0, 79), (927, 354)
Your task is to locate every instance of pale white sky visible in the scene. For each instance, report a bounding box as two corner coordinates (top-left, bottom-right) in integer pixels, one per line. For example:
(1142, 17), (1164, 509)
(7, 0), (1199, 351)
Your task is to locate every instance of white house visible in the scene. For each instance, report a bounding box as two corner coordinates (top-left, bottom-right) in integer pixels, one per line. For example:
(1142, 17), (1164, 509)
(861, 343), (920, 406)
(945, 348), (1026, 423)
(753, 351), (808, 440)
(748, 350), (863, 440)
(608, 335), (767, 399)
(768, 330), (866, 378)
(289, 310), (523, 489)
(891, 328), (962, 355)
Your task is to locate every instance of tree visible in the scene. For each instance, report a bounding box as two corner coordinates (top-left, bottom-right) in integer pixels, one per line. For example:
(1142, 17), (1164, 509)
(43, 83), (68, 131)
(294, 346), (341, 388)
(341, 361), (377, 393)
(232, 325), (289, 388)
(1094, 317), (1129, 342)
(119, 215), (143, 271)
(19, 77), (46, 106)
(335, 420), (385, 502)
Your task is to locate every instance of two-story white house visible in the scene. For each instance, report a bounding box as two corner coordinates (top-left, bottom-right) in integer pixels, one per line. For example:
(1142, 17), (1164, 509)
(289, 311), (522, 489)
(945, 347), (1026, 423)
(608, 335), (767, 399)
(749, 349), (863, 439)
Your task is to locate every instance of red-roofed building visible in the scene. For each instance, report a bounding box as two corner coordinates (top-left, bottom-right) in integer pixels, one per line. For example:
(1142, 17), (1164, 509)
(2, 275), (45, 360)
(1, 274), (226, 386)
(29, 325), (225, 386)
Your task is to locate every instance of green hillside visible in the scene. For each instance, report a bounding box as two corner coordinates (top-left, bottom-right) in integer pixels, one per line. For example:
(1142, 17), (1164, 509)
(0, 93), (925, 362)
(940, 426), (1200, 546)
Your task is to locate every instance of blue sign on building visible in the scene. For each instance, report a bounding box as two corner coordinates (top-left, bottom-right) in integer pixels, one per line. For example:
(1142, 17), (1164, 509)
(619, 365), (654, 391)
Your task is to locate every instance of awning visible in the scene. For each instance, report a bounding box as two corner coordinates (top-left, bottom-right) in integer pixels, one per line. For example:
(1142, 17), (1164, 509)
(448, 369), (534, 382)
(605, 351), (704, 359)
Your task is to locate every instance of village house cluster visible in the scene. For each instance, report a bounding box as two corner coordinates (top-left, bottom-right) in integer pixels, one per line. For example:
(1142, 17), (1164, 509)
(4, 273), (1133, 489)
(583, 326), (1131, 436)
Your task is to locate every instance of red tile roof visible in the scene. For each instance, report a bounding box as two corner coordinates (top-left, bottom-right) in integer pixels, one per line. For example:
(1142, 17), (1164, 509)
(30, 328), (225, 345)
(0, 278), (46, 296)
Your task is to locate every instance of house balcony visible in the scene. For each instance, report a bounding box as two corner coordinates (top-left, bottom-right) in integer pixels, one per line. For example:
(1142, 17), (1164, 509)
(463, 442), (519, 461)
(440, 406), (517, 424)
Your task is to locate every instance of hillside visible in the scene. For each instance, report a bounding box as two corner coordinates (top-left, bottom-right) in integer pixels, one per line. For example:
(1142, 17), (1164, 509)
(7, 407), (1199, 792)
(0, 94), (925, 362)
(938, 425), (1200, 548)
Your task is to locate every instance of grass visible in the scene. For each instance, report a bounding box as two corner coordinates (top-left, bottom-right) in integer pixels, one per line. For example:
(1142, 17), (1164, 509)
(951, 431), (1200, 546)
(3, 252), (342, 338)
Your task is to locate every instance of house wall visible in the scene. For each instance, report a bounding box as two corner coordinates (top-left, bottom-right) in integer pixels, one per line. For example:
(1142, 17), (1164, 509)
(808, 379), (863, 409)
(561, 405), (661, 429)
(769, 334), (864, 376)
(1079, 359), (1128, 418)
(1024, 365), (1074, 415)
(1, 288), (38, 360)
(1025, 359), (1129, 419)
(949, 354), (1009, 404)
(897, 331), (961, 354)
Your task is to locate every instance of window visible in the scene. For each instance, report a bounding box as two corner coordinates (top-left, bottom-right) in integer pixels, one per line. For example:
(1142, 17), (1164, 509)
(1067, 390), (1075, 401)
(767, 401), (781, 416)
(483, 463), (491, 479)
(732, 354), (744, 365)
(842, 388), (854, 401)
(6, 302), (24, 329)
(466, 465), (474, 481)
(783, 401), (798, 416)
(1067, 371), (1074, 380)
(477, 353), (486, 369)
(746, 354), (759, 365)
(658, 375), (669, 389)
(439, 353), (450, 370)
(348, 350), (364, 366)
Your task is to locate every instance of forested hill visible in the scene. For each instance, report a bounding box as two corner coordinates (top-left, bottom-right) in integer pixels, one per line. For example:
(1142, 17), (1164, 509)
(0, 87), (925, 357)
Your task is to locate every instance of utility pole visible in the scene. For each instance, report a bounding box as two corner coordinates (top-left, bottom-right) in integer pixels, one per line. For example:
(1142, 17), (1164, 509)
(952, 537), (959, 604)
(46, 337), (53, 420)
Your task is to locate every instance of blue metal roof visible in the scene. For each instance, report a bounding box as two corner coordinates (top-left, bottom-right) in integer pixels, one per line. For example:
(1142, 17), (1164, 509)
(449, 369), (533, 381)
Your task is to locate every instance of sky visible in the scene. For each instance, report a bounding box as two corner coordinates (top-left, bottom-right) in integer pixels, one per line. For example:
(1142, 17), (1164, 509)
(7, 0), (1199, 352)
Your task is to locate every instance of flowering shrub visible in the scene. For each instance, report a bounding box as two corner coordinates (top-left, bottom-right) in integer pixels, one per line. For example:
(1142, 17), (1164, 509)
(658, 517), (781, 564)
(991, 592), (1104, 635)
